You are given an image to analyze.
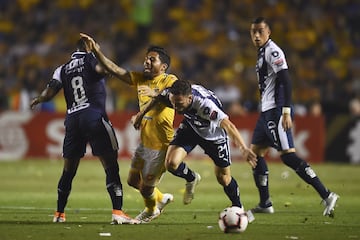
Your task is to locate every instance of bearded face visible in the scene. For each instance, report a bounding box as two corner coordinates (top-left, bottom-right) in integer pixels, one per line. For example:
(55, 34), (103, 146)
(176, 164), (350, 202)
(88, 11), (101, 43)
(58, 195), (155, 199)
(143, 51), (166, 79)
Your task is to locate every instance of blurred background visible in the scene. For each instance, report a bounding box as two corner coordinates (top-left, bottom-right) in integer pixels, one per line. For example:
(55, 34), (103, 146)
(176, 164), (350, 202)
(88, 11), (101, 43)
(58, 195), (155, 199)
(0, 0), (359, 163)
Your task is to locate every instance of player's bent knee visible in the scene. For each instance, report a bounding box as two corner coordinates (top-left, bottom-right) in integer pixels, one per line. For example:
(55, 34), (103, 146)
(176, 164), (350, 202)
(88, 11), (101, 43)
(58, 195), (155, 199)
(127, 169), (141, 189)
(216, 173), (231, 186)
(280, 152), (304, 170)
(165, 160), (179, 171)
(127, 178), (139, 189)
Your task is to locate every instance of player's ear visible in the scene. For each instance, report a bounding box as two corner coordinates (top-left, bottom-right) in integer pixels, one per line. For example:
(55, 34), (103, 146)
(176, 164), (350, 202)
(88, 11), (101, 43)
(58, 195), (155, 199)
(161, 63), (168, 72)
(188, 94), (193, 103)
(267, 26), (271, 35)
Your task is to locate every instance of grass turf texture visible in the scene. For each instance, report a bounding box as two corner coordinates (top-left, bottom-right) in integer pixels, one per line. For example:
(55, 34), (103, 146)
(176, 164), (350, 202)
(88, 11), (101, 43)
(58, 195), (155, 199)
(0, 159), (359, 240)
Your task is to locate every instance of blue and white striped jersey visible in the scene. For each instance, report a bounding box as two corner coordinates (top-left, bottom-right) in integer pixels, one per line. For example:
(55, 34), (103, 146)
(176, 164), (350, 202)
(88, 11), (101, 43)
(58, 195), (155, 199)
(256, 39), (288, 112)
(180, 85), (228, 141)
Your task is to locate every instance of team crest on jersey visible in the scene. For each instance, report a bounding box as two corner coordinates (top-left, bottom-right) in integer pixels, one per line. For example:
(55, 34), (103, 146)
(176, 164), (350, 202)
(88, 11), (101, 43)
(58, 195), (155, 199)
(210, 111), (218, 120)
(203, 107), (210, 115)
(271, 51), (279, 57)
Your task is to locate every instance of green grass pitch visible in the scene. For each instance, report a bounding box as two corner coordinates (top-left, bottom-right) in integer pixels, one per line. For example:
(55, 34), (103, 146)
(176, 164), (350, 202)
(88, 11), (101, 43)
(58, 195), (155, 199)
(0, 159), (359, 240)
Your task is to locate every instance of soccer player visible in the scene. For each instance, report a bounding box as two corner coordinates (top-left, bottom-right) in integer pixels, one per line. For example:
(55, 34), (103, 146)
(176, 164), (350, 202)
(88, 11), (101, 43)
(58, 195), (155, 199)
(80, 33), (178, 223)
(30, 38), (138, 224)
(249, 17), (339, 216)
(134, 79), (257, 210)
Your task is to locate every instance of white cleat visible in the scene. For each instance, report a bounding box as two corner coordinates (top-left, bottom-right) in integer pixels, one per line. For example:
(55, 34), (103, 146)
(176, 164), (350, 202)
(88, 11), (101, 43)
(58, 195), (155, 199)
(322, 192), (339, 217)
(251, 205), (275, 214)
(183, 172), (201, 205)
(157, 193), (174, 212)
(135, 208), (161, 223)
(246, 209), (255, 223)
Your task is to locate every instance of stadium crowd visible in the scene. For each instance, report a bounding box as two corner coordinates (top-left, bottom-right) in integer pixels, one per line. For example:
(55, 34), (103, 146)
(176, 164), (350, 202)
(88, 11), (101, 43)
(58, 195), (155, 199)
(0, 0), (359, 122)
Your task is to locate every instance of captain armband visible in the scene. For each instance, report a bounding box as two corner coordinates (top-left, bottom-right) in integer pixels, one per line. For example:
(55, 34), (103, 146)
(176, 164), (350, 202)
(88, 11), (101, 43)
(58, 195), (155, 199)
(282, 107), (291, 115)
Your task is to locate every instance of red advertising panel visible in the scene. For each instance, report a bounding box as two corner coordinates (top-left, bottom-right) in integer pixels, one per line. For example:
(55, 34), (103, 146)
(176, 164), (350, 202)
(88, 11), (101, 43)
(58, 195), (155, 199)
(0, 111), (325, 162)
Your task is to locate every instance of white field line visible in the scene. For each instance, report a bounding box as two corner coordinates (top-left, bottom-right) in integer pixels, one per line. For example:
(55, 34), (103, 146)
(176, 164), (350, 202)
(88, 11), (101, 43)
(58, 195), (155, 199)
(0, 206), (216, 212)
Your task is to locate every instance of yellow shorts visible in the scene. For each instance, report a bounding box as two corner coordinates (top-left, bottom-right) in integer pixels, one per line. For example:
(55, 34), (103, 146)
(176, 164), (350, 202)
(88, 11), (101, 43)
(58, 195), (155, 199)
(131, 144), (167, 186)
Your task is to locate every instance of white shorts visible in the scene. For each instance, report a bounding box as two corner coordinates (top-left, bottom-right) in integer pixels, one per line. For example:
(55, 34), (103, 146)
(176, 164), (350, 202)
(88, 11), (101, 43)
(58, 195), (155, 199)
(131, 144), (167, 186)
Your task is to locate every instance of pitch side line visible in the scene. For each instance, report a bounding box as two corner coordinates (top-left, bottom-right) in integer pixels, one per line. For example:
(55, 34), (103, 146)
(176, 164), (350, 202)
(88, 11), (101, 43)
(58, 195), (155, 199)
(0, 206), (217, 212)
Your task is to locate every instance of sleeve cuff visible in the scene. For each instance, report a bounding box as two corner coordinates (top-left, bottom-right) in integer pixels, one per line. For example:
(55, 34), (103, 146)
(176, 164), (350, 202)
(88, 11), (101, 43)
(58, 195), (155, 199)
(282, 107), (291, 114)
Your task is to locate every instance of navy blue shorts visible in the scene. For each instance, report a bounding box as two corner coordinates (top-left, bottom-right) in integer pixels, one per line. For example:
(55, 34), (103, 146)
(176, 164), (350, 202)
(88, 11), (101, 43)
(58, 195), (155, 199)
(170, 121), (231, 168)
(251, 107), (294, 151)
(63, 109), (118, 159)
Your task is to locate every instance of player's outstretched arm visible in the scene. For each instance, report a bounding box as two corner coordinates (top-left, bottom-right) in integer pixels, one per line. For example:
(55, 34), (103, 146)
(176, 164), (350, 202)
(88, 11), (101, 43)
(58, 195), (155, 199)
(220, 118), (257, 168)
(79, 33), (132, 85)
(30, 81), (60, 109)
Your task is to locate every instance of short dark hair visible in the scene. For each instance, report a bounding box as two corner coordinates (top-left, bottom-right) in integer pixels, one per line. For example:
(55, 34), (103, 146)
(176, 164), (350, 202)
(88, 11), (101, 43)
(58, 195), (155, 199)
(77, 38), (87, 52)
(147, 45), (171, 70)
(252, 17), (270, 28)
(170, 79), (192, 96)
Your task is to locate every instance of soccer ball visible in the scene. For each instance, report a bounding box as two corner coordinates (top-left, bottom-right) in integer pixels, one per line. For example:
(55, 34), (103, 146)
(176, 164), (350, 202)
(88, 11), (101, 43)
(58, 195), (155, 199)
(218, 206), (248, 233)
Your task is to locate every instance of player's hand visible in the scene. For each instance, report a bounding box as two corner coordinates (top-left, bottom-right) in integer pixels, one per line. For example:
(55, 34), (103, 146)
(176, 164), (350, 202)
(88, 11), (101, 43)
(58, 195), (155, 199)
(79, 33), (99, 51)
(242, 147), (257, 168)
(30, 97), (40, 110)
(131, 112), (144, 130)
(282, 114), (293, 131)
(138, 85), (157, 97)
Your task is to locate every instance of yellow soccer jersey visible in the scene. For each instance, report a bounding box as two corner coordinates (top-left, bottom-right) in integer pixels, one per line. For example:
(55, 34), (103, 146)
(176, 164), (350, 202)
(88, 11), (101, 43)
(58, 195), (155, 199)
(129, 72), (177, 150)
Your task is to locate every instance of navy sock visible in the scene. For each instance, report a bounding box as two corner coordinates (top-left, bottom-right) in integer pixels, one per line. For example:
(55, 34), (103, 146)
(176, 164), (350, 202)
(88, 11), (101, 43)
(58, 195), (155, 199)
(57, 170), (76, 212)
(57, 191), (70, 213)
(168, 162), (195, 182)
(281, 152), (330, 199)
(223, 177), (242, 208)
(253, 157), (272, 207)
(105, 166), (123, 210)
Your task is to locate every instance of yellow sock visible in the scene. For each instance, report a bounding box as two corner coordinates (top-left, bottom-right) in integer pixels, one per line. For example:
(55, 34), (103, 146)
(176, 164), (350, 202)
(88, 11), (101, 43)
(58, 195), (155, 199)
(154, 187), (164, 203)
(144, 191), (157, 212)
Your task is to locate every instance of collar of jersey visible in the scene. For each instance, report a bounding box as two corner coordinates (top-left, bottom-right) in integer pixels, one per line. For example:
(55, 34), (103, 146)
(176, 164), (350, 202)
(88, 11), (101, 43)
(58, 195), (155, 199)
(259, 39), (272, 52)
(71, 51), (87, 59)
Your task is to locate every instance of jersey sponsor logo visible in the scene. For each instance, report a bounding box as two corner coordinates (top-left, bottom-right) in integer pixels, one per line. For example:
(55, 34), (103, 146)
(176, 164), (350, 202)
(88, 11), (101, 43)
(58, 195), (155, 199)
(273, 58), (284, 66)
(271, 51), (284, 66)
(67, 103), (90, 114)
(65, 57), (85, 74)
